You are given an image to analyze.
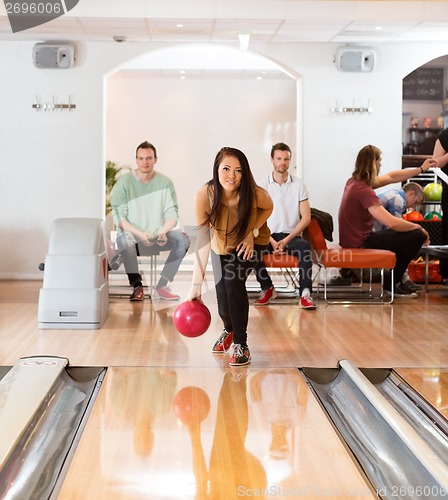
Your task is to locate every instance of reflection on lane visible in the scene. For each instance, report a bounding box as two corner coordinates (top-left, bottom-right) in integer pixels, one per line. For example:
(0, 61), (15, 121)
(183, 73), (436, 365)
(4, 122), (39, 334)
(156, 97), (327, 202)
(59, 366), (375, 499)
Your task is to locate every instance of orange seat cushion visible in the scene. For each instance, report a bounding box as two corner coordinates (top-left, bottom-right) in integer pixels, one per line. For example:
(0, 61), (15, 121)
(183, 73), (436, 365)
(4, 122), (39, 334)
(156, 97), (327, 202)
(317, 248), (396, 269)
(263, 253), (299, 268)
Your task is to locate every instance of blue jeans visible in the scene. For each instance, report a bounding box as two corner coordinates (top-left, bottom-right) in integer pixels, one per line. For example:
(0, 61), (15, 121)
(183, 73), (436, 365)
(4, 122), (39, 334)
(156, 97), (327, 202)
(253, 233), (313, 294)
(118, 230), (190, 288)
(212, 245), (267, 346)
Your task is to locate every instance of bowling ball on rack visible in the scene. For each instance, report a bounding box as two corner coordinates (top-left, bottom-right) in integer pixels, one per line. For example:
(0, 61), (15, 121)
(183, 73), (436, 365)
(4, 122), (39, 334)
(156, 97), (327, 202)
(423, 182), (443, 202)
(405, 210), (424, 221)
(172, 386), (211, 426)
(173, 300), (211, 338)
(424, 211), (442, 221)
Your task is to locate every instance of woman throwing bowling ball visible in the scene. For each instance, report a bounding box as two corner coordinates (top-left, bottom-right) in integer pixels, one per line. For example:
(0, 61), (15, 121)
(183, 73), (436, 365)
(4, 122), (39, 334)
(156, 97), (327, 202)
(186, 147), (273, 366)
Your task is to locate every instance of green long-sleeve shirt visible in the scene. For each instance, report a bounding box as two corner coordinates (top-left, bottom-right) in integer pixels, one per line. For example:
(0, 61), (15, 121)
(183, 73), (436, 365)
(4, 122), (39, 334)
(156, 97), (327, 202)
(111, 170), (179, 237)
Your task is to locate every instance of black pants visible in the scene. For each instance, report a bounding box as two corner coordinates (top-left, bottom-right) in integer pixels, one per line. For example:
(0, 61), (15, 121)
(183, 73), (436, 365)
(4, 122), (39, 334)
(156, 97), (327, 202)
(211, 245), (267, 346)
(440, 183), (448, 279)
(363, 228), (426, 285)
(253, 233), (313, 294)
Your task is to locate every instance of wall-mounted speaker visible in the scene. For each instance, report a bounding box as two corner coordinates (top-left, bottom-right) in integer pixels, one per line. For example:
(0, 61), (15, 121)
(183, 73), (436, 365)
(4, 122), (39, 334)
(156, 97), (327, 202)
(33, 43), (75, 69)
(335, 46), (375, 73)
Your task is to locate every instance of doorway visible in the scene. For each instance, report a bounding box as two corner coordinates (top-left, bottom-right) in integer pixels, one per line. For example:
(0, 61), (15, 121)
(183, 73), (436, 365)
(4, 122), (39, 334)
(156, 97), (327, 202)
(104, 44), (299, 228)
(402, 55), (448, 155)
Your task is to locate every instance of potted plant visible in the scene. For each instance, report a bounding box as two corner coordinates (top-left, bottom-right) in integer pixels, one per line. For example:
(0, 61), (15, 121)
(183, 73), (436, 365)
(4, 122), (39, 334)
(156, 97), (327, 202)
(105, 160), (130, 213)
(105, 160), (130, 238)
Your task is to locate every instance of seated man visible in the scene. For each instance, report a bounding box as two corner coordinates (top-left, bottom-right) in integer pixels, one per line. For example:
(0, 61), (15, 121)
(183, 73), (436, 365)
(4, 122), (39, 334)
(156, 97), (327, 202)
(111, 141), (190, 301)
(253, 142), (316, 310)
(373, 182), (424, 232)
(372, 182), (424, 292)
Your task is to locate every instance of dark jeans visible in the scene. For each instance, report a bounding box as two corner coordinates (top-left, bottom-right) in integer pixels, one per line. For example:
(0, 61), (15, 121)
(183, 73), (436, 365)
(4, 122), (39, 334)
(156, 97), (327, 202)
(212, 245), (267, 346)
(440, 183), (448, 278)
(253, 233), (313, 294)
(363, 228), (426, 285)
(118, 230), (190, 288)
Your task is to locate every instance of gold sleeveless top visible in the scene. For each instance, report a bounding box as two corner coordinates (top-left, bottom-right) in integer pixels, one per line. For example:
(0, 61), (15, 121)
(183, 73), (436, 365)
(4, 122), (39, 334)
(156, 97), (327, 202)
(209, 188), (270, 255)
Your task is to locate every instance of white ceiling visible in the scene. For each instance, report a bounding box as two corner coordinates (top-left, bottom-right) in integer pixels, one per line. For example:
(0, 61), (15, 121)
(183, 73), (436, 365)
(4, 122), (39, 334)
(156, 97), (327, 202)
(1, 0), (448, 44)
(1, 1), (448, 78)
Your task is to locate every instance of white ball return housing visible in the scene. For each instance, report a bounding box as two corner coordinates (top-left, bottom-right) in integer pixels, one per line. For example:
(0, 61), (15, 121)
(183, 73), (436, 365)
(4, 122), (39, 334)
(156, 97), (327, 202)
(38, 218), (109, 329)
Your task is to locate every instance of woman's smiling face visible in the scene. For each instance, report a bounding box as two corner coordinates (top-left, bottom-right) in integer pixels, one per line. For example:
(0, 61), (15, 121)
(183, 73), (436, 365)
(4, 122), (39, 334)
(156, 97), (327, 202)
(218, 155), (243, 193)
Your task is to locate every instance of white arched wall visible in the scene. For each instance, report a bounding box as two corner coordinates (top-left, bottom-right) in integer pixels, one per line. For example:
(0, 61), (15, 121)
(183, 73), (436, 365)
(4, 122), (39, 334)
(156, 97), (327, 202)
(1, 40), (448, 278)
(104, 45), (301, 228)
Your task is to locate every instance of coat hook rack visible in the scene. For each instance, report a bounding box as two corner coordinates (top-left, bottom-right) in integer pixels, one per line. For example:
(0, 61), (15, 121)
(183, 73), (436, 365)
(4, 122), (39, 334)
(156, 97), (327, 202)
(32, 95), (76, 111)
(331, 100), (373, 114)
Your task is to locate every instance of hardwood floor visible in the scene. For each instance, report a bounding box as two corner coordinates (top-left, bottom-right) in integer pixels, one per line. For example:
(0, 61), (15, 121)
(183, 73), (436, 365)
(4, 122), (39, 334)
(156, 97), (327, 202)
(1, 279), (448, 499)
(1, 279), (447, 369)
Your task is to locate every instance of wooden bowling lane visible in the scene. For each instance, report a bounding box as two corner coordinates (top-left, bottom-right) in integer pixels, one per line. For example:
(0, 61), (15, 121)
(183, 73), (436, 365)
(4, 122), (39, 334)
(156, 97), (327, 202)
(395, 368), (448, 421)
(57, 367), (376, 499)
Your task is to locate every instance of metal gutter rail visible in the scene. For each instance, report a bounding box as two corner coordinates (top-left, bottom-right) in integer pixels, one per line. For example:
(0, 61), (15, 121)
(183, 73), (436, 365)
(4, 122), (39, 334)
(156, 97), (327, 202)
(303, 360), (448, 500)
(0, 356), (105, 500)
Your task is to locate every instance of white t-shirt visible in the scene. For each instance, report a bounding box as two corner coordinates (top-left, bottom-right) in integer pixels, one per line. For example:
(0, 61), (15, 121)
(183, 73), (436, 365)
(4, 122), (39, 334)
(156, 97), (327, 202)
(259, 173), (309, 233)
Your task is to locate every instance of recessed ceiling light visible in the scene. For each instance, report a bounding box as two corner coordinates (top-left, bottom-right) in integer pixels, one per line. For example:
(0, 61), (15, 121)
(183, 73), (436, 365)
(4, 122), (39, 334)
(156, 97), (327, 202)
(256, 76), (262, 80)
(374, 26), (382, 31)
(176, 24), (184, 28)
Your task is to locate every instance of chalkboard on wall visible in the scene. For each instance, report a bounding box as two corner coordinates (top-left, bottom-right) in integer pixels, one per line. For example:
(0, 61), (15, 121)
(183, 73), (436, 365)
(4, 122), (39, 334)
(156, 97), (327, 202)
(403, 67), (444, 101)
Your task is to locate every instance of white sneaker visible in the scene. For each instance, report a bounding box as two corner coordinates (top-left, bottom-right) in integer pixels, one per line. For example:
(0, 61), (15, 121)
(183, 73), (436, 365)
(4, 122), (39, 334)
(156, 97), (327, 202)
(153, 286), (180, 300)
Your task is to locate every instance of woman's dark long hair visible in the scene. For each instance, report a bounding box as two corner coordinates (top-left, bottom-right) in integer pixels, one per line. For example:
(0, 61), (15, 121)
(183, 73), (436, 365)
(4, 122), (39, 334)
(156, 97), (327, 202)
(202, 147), (257, 243)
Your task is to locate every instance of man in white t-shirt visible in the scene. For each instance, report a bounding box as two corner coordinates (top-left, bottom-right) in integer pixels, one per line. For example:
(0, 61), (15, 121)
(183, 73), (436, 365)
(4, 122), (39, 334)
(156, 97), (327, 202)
(254, 143), (316, 309)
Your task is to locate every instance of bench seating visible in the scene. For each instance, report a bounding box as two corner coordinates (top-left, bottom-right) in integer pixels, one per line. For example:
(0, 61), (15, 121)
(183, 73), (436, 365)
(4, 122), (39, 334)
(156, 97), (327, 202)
(262, 253), (300, 291)
(306, 217), (396, 304)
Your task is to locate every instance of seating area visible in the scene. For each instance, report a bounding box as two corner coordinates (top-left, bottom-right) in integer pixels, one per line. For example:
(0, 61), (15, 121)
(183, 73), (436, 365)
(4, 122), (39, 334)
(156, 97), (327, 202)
(246, 214), (397, 305)
(107, 218), (399, 304)
(305, 217), (397, 304)
(260, 253), (300, 294)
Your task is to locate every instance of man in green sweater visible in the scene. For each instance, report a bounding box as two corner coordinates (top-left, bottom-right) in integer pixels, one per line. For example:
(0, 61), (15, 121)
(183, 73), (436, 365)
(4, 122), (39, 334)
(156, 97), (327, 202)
(111, 141), (190, 301)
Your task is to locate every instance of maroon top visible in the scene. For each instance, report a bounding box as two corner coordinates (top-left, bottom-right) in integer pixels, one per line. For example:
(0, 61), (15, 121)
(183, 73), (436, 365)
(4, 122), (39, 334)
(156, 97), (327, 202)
(338, 178), (381, 248)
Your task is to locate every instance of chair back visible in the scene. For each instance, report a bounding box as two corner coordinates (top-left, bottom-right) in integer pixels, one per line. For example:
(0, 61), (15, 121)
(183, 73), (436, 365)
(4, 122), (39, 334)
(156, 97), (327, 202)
(307, 217), (328, 251)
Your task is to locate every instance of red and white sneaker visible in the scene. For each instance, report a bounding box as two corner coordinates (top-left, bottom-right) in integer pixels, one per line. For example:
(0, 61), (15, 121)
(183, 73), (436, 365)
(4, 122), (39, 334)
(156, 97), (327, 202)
(229, 344), (251, 366)
(130, 285), (145, 301)
(254, 286), (277, 306)
(300, 295), (317, 310)
(212, 329), (233, 353)
(154, 286), (180, 301)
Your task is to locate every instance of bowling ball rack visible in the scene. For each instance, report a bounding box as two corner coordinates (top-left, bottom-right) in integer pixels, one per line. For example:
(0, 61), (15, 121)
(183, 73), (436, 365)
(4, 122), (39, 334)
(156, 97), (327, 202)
(415, 220), (443, 246)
